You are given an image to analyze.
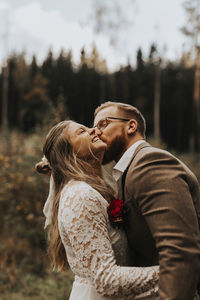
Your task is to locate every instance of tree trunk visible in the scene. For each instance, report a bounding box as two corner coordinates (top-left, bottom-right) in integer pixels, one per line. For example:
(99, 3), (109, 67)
(154, 62), (161, 143)
(99, 77), (106, 104)
(2, 62), (9, 133)
(191, 51), (200, 154)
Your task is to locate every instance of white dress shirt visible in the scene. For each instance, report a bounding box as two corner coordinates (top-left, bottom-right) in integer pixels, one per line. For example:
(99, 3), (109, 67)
(112, 140), (145, 186)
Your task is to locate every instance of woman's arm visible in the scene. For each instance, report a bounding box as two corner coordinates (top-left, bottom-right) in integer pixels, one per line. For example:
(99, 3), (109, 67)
(59, 182), (159, 298)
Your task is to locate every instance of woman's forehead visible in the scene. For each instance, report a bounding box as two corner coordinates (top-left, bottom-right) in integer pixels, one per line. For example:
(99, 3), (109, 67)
(68, 121), (88, 132)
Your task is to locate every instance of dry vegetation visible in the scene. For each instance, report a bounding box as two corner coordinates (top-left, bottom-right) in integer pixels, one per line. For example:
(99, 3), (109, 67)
(0, 130), (73, 299)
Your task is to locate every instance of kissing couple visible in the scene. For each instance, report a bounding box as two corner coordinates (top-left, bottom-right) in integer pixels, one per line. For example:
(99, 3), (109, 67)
(36, 101), (200, 300)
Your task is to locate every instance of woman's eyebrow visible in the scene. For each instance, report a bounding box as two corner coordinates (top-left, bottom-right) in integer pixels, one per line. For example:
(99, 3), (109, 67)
(75, 126), (86, 133)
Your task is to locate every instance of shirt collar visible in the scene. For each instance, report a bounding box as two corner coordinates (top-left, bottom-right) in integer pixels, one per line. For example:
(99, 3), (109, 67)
(112, 140), (145, 182)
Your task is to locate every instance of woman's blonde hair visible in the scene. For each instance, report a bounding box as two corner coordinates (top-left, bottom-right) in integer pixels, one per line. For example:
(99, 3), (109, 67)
(36, 120), (114, 271)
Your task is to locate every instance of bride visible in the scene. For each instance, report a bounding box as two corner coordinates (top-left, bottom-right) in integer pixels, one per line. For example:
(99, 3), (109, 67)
(36, 120), (159, 299)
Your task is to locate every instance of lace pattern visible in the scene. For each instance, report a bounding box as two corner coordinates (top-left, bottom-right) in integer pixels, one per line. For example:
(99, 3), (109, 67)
(58, 180), (159, 298)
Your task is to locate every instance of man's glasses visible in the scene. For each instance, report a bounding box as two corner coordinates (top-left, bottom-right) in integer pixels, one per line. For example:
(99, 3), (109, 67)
(94, 117), (130, 131)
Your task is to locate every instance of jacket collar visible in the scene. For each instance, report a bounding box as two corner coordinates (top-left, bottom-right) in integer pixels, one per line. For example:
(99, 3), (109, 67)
(131, 141), (151, 161)
(113, 140), (149, 183)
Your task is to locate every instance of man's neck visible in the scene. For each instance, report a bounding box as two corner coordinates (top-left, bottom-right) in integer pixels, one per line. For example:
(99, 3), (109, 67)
(115, 136), (145, 163)
(126, 135), (145, 150)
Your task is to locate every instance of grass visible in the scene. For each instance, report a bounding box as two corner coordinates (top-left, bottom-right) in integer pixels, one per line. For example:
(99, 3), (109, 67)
(1, 271), (74, 300)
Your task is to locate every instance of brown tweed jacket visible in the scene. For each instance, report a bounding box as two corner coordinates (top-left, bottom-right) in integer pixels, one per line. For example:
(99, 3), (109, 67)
(122, 142), (200, 300)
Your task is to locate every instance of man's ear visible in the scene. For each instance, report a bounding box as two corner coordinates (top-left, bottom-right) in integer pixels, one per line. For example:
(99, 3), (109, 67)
(127, 119), (137, 135)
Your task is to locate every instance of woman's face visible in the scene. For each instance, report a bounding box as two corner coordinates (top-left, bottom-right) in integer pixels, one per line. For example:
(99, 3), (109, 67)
(64, 121), (107, 160)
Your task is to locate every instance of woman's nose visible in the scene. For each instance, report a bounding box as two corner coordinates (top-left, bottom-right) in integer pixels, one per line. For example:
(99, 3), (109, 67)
(88, 127), (95, 135)
(94, 127), (102, 136)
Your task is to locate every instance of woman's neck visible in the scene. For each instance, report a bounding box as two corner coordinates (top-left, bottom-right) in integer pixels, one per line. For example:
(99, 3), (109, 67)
(90, 160), (102, 177)
(84, 153), (103, 177)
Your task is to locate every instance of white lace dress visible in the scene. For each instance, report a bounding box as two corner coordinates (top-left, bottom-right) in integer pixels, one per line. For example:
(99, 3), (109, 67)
(58, 180), (159, 300)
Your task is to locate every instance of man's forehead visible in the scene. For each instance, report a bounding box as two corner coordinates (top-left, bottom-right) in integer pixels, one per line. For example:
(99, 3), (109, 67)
(94, 106), (119, 123)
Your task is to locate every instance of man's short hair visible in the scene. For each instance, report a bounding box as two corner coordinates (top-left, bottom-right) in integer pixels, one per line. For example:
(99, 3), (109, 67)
(94, 101), (146, 137)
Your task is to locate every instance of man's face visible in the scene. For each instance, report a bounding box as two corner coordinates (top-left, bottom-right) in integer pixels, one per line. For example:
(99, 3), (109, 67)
(93, 106), (128, 164)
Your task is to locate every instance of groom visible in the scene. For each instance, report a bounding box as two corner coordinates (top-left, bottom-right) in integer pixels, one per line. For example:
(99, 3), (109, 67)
(93, 101), (200, 300)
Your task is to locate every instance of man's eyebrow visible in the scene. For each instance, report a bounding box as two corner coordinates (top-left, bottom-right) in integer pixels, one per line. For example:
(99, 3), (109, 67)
(93, 118), (105, 126)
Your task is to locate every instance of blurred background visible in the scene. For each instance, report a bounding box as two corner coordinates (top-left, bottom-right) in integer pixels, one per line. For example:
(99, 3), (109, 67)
(1, 0), (200, 299)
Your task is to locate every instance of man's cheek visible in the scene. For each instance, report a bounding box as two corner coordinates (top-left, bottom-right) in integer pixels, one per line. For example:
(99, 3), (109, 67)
(99, 135), (108, 143)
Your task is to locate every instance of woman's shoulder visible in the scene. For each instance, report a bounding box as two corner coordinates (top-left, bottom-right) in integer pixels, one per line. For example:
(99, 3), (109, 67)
(61, 180), (96, 196)
(59, 180), (108, 219)
(60, 180), (107, 205)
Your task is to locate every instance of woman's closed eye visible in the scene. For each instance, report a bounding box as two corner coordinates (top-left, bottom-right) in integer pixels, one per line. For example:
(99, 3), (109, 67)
(77, 127), (87, 134)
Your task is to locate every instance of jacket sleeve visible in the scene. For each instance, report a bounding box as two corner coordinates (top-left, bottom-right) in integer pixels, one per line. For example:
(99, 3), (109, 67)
(59, 183), (159, 298)
(129, 150), (200, 299)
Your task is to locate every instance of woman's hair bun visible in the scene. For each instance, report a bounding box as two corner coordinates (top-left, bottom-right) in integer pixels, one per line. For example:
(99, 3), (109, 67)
(35, 156), (51, 174)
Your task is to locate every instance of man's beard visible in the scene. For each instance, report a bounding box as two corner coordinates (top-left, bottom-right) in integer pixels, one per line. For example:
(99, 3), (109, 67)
(102, 135), (126, 165)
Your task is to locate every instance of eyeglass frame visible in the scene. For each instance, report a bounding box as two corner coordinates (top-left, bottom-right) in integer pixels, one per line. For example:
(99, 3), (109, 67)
(94, 117), (131, 131)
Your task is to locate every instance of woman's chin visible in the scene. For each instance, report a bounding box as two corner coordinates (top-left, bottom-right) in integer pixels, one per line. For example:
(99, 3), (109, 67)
(91, 142), (106, 161)
(94, 141), (107, 152)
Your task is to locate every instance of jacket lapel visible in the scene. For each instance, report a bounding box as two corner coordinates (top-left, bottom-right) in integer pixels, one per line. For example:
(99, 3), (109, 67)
(118, 141), (151, 200)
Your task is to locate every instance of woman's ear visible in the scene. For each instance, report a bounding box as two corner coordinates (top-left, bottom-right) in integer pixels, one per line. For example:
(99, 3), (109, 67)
(127, 119), (137, 135)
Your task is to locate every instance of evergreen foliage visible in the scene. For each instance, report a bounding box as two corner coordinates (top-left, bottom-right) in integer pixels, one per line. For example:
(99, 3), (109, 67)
(0, 45), (196, 151)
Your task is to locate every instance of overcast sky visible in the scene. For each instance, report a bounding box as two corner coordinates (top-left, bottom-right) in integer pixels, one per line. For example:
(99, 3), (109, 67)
(0, 0), (188, 70)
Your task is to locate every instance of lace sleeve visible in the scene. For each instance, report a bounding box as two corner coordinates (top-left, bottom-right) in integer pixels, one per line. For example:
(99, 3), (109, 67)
(58, 182), (159, 298)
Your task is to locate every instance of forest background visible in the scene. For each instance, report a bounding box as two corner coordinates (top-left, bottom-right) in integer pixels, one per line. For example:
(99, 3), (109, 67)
(1, 0), (200, 299)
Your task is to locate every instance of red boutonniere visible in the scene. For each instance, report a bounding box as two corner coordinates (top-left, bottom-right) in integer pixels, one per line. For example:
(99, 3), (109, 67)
(107, 198), (123, 226)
